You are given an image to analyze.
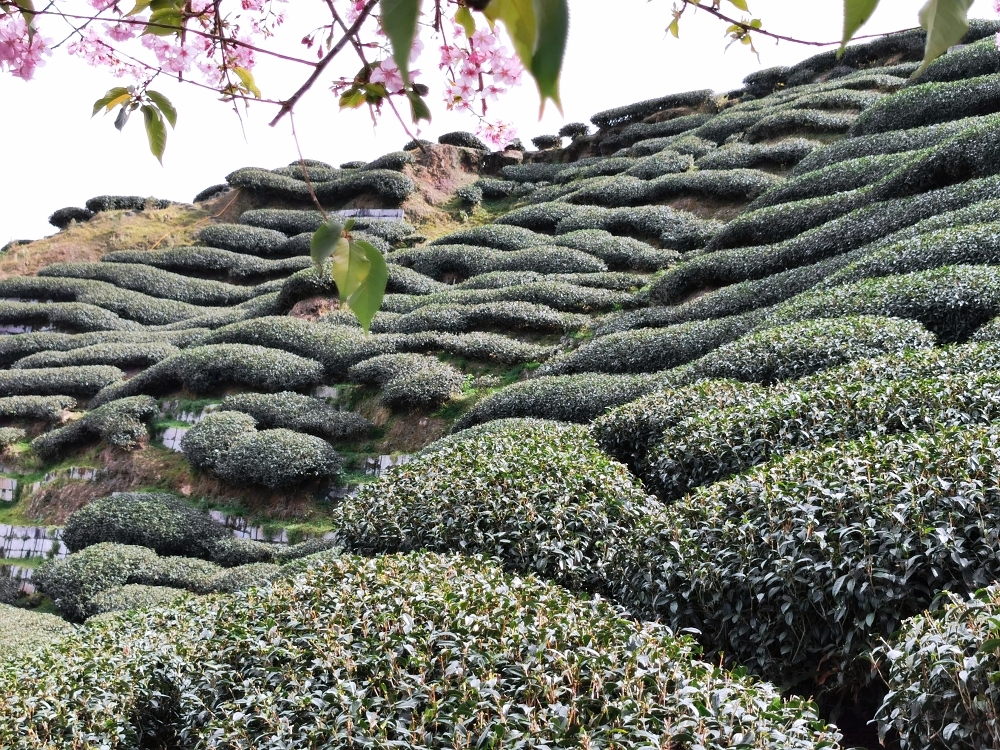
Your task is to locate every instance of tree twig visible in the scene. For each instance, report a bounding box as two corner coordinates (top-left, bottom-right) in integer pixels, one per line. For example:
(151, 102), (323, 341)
(269, 0), (379, 127)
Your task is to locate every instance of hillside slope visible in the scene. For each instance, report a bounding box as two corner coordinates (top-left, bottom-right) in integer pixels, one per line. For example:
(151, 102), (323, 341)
(5, 23), (1000, 749)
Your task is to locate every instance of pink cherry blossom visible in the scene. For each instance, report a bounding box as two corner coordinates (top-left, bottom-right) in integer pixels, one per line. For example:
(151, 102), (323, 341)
(0, 14), (50, 80)
(371, 58), (404, 93)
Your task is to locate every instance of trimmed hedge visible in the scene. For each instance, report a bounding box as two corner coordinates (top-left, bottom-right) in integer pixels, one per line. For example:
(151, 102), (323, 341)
(85, 195), (170, 212)
(220, 391), (371, 441)
(226, 166), (416, 204)
(31, 396), (157, 461)
(362, 150), (413, 170)
(552, 229), (679, 271)
(2, 552), (841, 749)
(0, 604), (74, 660)
(348, 352), (464, 408)
(198, 223), (288, 256)
(766, 264), (1000, 342)
(694, 139), (820, 171)
(180, 410), (257, 471)
(388, 280), (639, 314)
(34, 542), (279, 621)
(620, 133), (718, 159)
(0, 277), (200, 326)
(453, 372), (662, 429)
(90, 344), (323, 405)
(874, 586), (1000, 749)
(794, 114), (990, 173)
(337, 419), (659, 591)
(0, 329), (206, 366)
(48, 206), (93, 229)
(540, 313), (760, 376)
(0, 395), (75, 422)
(472, 177), (535, 199)
(13, 341), (178, 370)
(612, 423), (1000, 700)
(438, 131), (487, 149)
(592, 379), (766, 481)
(913, 36), (1000, 84)
(429, 224), (546, 250)
(390, 243), (606, 279)
(559, 170), (782, 207)
(150, 291), (282, 331)
(103, 246), (310, 282)
(0, 365), (122, 398)
(87, 584), (190, 617)
(590, 88), (713, 128)
(744, 109), (857, 142)
(598, 113), (714, 153)
(215, 428), (342, 489)
(651, 174), (1000, 304)
(645, 343), (1000, 501)
(553, 205), (721, 250)
(456, 270), (645, 291)
(63, 492), (227, 558)
(239, 209), (415, 243)
(852, 74), (1000, 136)
(0, 427), (25, 448)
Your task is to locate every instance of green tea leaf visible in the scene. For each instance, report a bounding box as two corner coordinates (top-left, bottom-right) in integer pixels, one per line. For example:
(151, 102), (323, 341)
(841, 0), (881, 53)
(380, 0), (421, 85)
(332, 235), (372, 303)
(484, 0), (537, 73)
(917, 0), (974, 73)
(92, 87), (131, 117)
(339, 87), (367, 109)
(407, 89), (432, 123)
(530, 0), (568, 115)
(456, 6), (477, 37)
(727, 0), (750, 11)
(345, 239), (388, 334)
(140, 104), (167, 164)
(145, 90), (177, 127)
(233, 67), (261, 98)
(145, 7), (184, 35)
(114, 105), (131, 131)
(310, 219), (345, 271)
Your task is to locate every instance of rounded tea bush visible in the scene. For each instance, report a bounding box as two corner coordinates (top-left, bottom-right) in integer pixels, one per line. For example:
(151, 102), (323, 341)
(181, 410), (257, 472)
(874, 585), (1000, 750)
(0, 552), (842, 749)
(336, 419), (660, 592)
(214, 428), (342, 489)
(613, 423), (1000, 701)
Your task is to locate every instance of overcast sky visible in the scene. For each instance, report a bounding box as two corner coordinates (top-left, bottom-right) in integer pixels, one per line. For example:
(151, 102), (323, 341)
(1, 1), (995, 243)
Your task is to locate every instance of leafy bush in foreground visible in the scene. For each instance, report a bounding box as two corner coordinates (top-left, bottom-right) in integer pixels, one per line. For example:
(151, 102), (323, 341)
(0, 604), (74, 661)
(337, 419), (659, 592)
(0, 552), (841, 749)
(214, 428), (342, 489)
(874, 586), (1000, 750)
(31, 396), (157, 461)
(612, 424), (1000, 701)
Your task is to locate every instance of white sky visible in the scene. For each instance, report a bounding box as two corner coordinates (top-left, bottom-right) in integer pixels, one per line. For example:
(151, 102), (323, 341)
(1, 0), (995, 242)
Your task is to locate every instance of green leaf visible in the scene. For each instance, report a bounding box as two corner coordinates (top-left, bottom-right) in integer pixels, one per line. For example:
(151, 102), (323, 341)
(980, 638), (1000, 653)
(455, 6), (476, 37)
(344, 240), (388, 334)
(141, 104), (167, 165)
(841, 0), (881, 54)
(484, 0), (536, 75)
(310, 220), (345, 271)
(92, 87), (131, 117)
(339, 87), (367, 109)
(726, 0), (750, 10)
(145, 90), (177, 127)
(332, 234), (372, 304)
(407, 89), (432, 123)
(667, 18), (680, 38)
(380, 0), (421, 86)
(125, 0), (153, 15)
(529, 0), (568, 115)
(232, 67), (261, 98)
(17, 0), (35, 39)
(114, 105), (131, 132)
(917, 0), (974, 73)
(145, 7), (184, 36)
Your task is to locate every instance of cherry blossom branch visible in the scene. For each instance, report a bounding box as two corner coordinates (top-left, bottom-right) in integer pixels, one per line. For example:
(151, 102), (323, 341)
(7, 3), (316, 65)
(678, 1), (917, 47)
(269, 0), (379, 127)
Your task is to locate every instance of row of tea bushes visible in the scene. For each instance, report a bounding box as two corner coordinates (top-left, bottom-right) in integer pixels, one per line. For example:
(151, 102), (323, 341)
(0, 329), (207, 366)
(0, 395), (75, 422)
(30, 396), (157, 461)
(225, 166), (415, 203)
(181, 410), (341, 489)
(389, 243), (607, 279)
(347, 353), (464, 408)
(104, 246), (311, 282)
(219, 391), (370, 441)
(90, 344), (323, 405)
(13, 341), (179, 370)
(0, 551), (842, 749)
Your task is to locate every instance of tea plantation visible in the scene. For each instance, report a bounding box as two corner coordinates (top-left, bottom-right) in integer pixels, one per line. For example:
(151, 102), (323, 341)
(5, 24), (1000, 749)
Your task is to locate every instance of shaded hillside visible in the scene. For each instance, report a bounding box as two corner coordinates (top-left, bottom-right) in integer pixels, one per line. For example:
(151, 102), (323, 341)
(5, 23), (1000, 749)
